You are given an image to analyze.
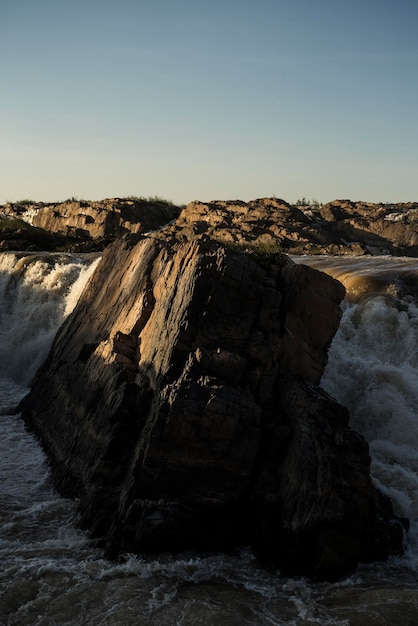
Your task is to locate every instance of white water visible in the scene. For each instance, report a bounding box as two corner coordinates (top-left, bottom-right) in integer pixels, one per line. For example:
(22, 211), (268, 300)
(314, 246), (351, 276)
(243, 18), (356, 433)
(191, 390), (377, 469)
(299, 256), (418, 574)
(293, 256), (418, 619)
(0, 253), (100, 387)
(323, 300), (418, 522)
(1, 252), (418, 624)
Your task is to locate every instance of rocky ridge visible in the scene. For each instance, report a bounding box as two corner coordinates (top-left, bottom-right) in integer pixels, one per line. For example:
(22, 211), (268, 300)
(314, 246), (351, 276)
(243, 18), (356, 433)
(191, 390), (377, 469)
(19, 234), (405, 580)
(1, 197), (180, 251)
(3, 196), (418, 255)
(167, 198), (418, 256)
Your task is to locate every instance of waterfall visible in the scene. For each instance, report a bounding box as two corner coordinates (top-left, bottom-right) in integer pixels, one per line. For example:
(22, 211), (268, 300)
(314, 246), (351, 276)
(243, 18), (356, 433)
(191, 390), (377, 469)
(0, 252), (100, 387)
(2, 252), (418, 625)
(294, 255), (418, 569)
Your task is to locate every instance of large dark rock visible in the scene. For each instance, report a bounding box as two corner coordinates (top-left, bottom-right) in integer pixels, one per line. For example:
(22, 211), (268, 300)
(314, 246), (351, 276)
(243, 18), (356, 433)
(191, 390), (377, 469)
(19, 234), (405, 580)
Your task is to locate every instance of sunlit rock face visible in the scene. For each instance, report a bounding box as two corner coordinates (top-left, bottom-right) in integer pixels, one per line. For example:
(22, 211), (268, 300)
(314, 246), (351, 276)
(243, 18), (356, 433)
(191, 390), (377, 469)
(318, 199), (418, 255)
(20, 234), (404, 580)
(167, 197), (418, 256)
(3, 197), (180, 244)
(4, 196), (418, 255)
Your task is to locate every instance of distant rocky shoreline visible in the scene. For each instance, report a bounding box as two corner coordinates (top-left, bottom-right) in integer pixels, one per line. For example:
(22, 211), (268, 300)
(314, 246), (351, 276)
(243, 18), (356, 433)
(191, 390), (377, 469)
(2, 196), (418, 256)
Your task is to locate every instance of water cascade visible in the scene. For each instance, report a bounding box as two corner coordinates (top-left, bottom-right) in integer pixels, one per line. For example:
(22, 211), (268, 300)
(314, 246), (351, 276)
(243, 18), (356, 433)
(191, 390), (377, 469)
(1, 252), (418, 624)
(295, 255), (418, 574)
(0, 252), (100, 388)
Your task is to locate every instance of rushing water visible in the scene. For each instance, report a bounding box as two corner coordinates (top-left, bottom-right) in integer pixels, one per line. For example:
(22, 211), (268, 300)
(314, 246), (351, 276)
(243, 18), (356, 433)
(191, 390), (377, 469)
(1, 252), (418, 625)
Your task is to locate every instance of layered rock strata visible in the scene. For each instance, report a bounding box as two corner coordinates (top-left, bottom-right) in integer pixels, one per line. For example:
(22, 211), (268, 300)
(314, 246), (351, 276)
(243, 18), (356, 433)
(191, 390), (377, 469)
(20, 235), (404, 580)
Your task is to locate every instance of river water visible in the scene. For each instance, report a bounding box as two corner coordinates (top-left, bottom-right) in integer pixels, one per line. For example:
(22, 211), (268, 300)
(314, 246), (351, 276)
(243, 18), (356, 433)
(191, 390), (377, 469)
(1, 252), (418, 625)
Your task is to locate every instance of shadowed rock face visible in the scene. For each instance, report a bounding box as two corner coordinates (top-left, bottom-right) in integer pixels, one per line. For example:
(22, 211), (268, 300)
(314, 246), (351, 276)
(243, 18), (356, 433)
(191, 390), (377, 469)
(19, 235), (404, 580)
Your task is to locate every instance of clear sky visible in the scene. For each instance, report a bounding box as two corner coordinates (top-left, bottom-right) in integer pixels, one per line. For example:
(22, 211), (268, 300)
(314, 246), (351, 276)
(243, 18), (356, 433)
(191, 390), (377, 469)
(1, 0), (417, 205)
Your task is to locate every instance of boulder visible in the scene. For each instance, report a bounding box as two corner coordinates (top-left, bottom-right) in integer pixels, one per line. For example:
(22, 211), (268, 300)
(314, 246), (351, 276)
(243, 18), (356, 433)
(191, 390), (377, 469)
(19, 234), (405, 580)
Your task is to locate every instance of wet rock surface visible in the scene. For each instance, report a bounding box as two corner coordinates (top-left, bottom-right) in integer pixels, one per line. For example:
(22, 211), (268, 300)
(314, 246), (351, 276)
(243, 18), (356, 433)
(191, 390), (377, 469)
(19, 234), (405, 580)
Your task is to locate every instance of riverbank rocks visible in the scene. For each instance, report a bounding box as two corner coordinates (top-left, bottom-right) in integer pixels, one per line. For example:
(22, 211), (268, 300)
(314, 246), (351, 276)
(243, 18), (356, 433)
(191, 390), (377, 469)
(19, 235), (405, 580)
(152, 197), (418, 256)
(4, 196), (418, 255)
(2, 198), (180, 250)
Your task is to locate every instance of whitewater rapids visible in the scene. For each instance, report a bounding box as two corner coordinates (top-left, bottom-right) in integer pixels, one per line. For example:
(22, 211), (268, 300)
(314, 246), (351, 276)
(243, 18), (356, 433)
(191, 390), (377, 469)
(1, 251), (418, 624)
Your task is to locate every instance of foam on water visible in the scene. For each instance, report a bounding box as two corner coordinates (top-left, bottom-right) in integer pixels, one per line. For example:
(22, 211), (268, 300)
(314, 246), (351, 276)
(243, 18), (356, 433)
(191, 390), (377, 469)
(0, 252), (100, 386)
(322, 296), (418, 571)
(2, 252), (418, 624)
(294, 255), (418, 574)
(0, 397), (351, 625)
(0, 390), (369, 625)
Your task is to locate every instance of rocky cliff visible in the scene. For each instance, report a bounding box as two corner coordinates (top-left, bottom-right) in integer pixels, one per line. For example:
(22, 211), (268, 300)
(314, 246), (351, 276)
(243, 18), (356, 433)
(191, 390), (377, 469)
(19, 234), (404, 580)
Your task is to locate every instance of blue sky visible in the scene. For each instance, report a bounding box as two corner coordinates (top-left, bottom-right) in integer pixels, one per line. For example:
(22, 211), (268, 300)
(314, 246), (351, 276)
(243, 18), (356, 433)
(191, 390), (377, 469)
(1, 0), (417, 205)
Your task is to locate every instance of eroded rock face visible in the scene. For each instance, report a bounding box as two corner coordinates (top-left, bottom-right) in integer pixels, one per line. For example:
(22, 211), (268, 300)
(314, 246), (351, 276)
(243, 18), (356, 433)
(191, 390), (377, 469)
(165, 198), (418, 256)
(19, 235), (404, 580)
(168, 197), (316, 251)
(4, 196), (418, 255)
(3, 198), (180, 243)
(318, 199), (418, 255)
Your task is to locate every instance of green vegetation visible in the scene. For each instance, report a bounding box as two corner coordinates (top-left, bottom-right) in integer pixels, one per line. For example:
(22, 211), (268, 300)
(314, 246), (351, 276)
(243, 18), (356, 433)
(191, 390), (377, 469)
(0, 216), (30, 231)
(144, 195), (176, 205)
(126, 195), (176, 205)
(0, 215), (75, 251)
(294, 197), (322, 208)
(222, 239), (285, 269)
(287, 243), (325, 255)
(10, 199), (36, 207)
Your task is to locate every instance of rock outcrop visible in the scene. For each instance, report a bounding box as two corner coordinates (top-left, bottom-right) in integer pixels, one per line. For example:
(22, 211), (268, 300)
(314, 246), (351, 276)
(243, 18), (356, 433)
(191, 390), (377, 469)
(2, 197), (180, 250)
(4, 196), (418, 255)
(19, 234), (404, 580)
(317, 199), (418, 256)
(165, 197), (418, 256)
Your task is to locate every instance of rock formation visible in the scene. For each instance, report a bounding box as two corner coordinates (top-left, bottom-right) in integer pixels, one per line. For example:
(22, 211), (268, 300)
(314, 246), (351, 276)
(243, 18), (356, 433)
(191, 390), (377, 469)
(19, 234), (405, 580)
(165, 197), (418, 256)
(2, 197), (180, 250)
(3, 196), (418, 255)
(317, 199), (418, 256)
